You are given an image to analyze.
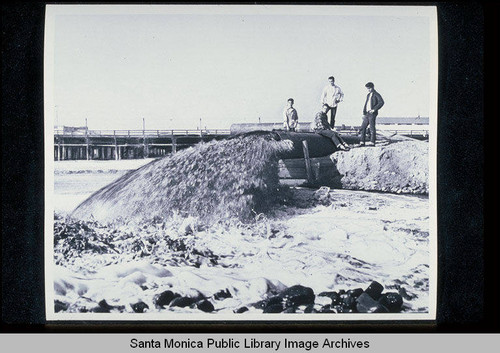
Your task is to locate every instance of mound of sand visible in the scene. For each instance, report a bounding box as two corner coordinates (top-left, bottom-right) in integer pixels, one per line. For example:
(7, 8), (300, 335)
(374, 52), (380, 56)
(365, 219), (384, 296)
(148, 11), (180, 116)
(330, 140), (429, 194)
(71, 132), (292, 224)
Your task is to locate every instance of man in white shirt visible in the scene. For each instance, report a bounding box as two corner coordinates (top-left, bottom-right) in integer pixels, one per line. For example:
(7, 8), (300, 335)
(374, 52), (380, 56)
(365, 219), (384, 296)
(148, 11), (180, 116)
(283, 98), (299, 131)
(320, 76), (344, 129)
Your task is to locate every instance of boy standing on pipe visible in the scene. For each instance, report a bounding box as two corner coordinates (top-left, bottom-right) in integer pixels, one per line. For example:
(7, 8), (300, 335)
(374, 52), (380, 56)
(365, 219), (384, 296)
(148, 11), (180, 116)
(283, 98), (299, 131)
(312, 104), (350, 151)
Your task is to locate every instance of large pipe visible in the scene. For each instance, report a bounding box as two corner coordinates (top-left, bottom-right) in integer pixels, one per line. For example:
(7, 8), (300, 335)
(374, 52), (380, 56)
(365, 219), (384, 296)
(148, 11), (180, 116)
(275, 131), (360, 159)
(228, 130), (360, 159)
(230, 123), (361, 158)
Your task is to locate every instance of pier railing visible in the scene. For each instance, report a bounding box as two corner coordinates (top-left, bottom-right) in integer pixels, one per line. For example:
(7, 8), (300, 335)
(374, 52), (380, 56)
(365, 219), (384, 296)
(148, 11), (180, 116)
(54, 128), (231, 137)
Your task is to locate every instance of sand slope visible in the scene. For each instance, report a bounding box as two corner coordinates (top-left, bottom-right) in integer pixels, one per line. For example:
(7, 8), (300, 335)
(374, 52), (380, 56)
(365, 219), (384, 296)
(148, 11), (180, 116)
(330, 140), (429, 194)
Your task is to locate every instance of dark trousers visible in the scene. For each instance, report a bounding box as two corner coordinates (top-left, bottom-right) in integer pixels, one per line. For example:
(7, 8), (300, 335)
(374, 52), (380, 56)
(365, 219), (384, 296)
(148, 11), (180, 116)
(360, 113), (377, 143)
(326, 105), (337, 128)
(316, 129), (344, 147)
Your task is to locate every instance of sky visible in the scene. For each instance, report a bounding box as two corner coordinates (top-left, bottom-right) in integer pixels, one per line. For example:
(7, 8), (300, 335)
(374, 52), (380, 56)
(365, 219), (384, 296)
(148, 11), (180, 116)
(48, 6), (435, 130)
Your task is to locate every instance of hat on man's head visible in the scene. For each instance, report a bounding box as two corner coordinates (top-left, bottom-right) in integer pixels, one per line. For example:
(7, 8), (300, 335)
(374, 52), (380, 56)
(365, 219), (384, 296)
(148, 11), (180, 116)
(365, 82), (374, 88)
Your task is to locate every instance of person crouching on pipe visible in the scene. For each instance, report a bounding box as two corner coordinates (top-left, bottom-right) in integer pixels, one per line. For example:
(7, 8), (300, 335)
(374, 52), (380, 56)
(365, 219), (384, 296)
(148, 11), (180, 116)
(311, 104), (350, 151)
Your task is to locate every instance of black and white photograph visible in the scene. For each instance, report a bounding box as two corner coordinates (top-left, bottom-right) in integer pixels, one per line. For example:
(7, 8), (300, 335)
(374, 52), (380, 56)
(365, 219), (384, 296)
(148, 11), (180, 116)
(44, 4), (438, 321)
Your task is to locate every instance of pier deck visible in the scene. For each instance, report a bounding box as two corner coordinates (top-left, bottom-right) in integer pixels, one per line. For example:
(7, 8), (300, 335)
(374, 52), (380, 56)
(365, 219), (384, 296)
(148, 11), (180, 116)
(54, 119), (429, 161)
(54, 128), (231, 161)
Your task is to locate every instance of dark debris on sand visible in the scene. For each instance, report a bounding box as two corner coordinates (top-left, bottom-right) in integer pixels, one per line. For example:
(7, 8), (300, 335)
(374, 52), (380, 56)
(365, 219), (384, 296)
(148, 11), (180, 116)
(53, 215), (220, 270)
(246, 281), (404, 314)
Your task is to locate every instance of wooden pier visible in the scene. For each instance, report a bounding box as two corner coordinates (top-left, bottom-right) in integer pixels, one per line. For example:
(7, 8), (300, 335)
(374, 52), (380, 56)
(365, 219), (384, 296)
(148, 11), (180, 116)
(54, 128), (230, 161)
(54, 117), (429, 161)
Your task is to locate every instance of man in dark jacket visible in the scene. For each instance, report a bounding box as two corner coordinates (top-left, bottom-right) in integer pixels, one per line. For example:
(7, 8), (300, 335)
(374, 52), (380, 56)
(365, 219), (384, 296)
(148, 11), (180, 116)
(360, 82), (384, 146)
(312, 104), (350, 151)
